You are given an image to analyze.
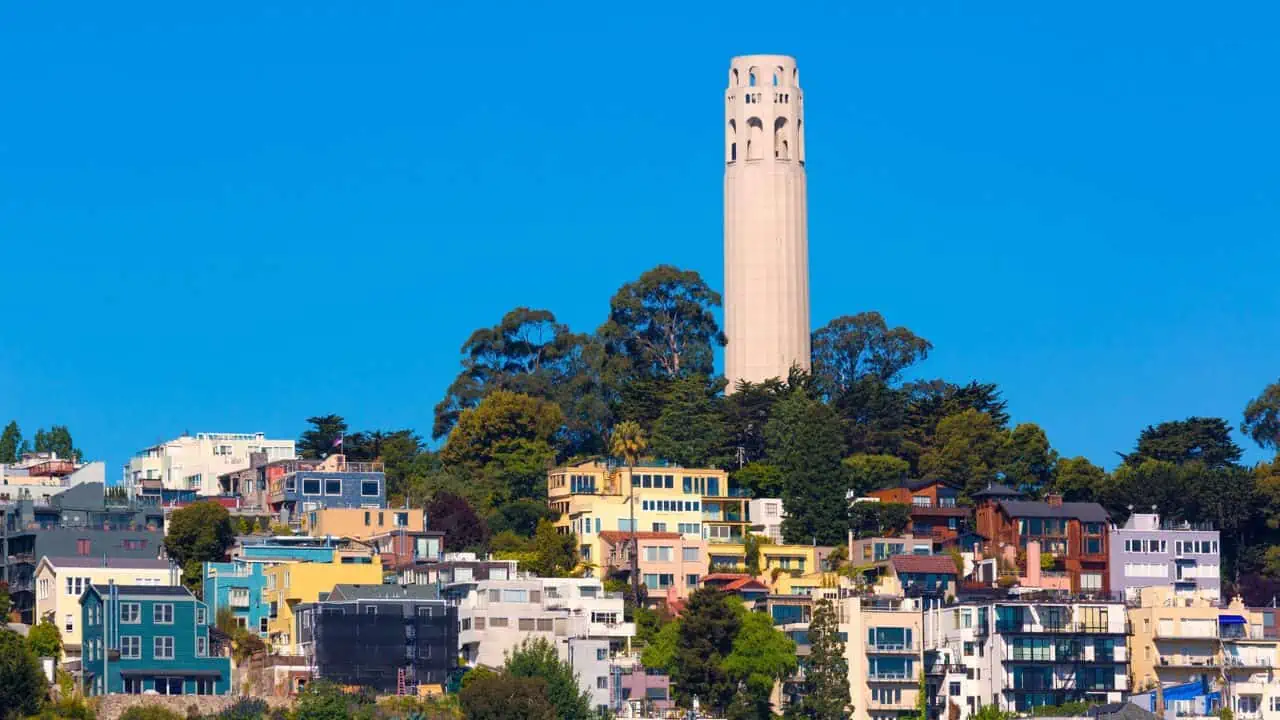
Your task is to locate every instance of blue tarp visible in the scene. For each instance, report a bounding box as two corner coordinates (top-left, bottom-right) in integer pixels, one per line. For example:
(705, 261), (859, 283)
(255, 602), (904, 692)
(1219, 614), (1247, 624)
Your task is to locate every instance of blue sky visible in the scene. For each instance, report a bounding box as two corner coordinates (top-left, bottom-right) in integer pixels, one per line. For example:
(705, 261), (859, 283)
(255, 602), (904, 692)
(1, 2), (1277, 480)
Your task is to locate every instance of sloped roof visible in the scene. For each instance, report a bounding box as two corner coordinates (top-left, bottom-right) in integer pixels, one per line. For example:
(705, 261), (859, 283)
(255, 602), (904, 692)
(326, 583), (440, 601)
(972, 482), (1022, 499)
(998, 500), (1110, 523)
(890, 555), (959, 575)
(44, 557), (171, 570)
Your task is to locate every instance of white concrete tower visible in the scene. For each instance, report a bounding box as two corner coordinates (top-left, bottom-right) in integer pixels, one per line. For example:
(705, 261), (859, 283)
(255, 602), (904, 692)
(723, 54), (811, 389)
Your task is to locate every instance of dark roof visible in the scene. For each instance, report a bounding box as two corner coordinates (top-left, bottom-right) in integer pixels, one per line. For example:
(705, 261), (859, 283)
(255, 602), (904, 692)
(1089, 703), (1158, 720)
(998, 500), (1110, 523)
(88, 585), (193, 598)
(972, 482), (1022, 499)
(44, 557), (171, 570)
(326, 584), (441, 601)
(890, 555), (959, 575)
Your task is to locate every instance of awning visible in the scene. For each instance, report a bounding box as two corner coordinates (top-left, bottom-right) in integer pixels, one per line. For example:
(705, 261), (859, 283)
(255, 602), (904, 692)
(1218, 615), (1247, 624)
(118, 670), (224, 679)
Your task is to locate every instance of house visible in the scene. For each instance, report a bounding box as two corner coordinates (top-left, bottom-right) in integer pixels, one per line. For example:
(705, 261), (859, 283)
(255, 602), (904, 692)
(34, 556), (178, 660)
(973, 487), (1111, 594)
(699, 573), (770, 602)
(843, 595), (928, 720)
(597, 530), (705, 598)
(80, 584), (231, 696)
(262, 548), (383, 653)
(265, 455), (386, 528)
(868, 479), (969, 545)
(124, 431), (295, 499)
(295, 584), (458, 693)
(878, 555), (959, 602)
(1109, 513), (1220, 601)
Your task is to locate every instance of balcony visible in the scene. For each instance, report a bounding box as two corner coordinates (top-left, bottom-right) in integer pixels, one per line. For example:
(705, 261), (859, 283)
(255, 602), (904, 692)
(997, 623), (1121, 635)
(866, 642), (921, 655)
(1159, 655), (1221, 668)
(867, 671), (917, 683)
(1224, 655), (1274, 669)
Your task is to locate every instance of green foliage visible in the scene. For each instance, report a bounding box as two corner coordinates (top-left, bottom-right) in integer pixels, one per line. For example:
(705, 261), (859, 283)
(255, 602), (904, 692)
(598, 264), (725, 380)
(297, 415), (348, 459)
(28, 619), (62, 657)
(525, 519), (577, 578)
(811, 311), (932, 398)
(504, 637), (592, 720)
(1050, 456), (1108, 502)
(743, 533), (763, 576)
(440, 390), (563, 503)
(999, 423), (1058, 495)
(33, 425), (78, 461)
(798, 598), (849, 719)
(632, 604), (671, 647)
(649, 375), (729, 468)
(767, 388), (848, 545)
(842, 453), (910, 496)
(919, 409), (1005, 498)
(374, 694), (462, 719)
(0, 628), (44, 718)
(1028, 700), (1096, 717)
(164, 501), (235, 592)
(1220, 706), (1235, 720)
(848, 502), (911, 539)
(1243, 380), (1280, 451)
(1124, 417), (1242, 469)
(0, 421), (20, 464)
(119, 708), (185, 720)
(971, 704), (1015, 720)
(488, 499), (557, 537)
(610, 421), (648, 466)
(640, 619), (679, 672)
(733, 462), (783, 498)
(294, 681), (369, 720)
(426, 491), (489, 552)
(1040, 551), (1057, 571)
(215, 699), (270, 720)
(670, 589), (741, 714)
(216, 607), (266, 663)
(458, 671), (555, 720)
(0, 581), (10, 620)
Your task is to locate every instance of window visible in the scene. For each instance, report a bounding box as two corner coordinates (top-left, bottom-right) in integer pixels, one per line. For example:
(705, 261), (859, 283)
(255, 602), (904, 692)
(678, 523), (700, 535)
(597, 676), (609, 689)
(122, 539), (146, 551)
(302, 478), (321, 495)
(154, 636), (175, 659)
(365, 606), (378, 615)
(154, 603), (174, 624)
(642, 573), (674, 590)
(285, 477), (296, 493)
(1269, 698), (1280, 713)
(196, 678), (214, 695)
(912, 496), (931, 508)
(489, 617), (509, 628)
(123, 676), (144, 694)
(618, 519), (635, 532)
(324, 478), (342, 495)
(378, 512), (385, 526)
(652, 522), (667, 532)
(196, 637), (207, 656)
(121, 602), (141, 624)
(259, 617), (268, 633)
(362, 480), (379, 497)
(950, 682), (961, 696)
(196, 607), (206, 625)
(687, 574), (699, 587)
(64, 613), (73, 633)
(395, 512), (408, 527)
(536, 618), (553, 631)
(645, 546), (673, 562)
(474, 617), (486, 630)
(683, 547), (699, 562)
(597, 648), (608, 660)
(76, 538), (91, 555)
(518, 618), (536, 631)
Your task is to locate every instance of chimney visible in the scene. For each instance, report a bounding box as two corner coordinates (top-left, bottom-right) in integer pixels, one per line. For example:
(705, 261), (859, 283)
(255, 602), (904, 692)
(1045, 493), (1064, 508)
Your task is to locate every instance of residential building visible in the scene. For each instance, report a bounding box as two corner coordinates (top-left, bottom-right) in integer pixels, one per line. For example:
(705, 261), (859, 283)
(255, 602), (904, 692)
(924, 596), (1129, 718)
(699, 573), (771, 602)
(547, 460), (749, 573)
(2, 483), (164, 623)
(974, 486), (1111, 594)
(203, 559), (273, 637)
(34, 556), (177, 660)
(301, 506), (425, 538)
(395, 553), (518, 602)
(1129, 679), (1222, 720)
(843, 595), (927, 720)
(295, 584), (458, 693)
(598, 530), (705, 598)
(124, 432), (295, 499)
(1, 452), (105, 504)
(1126, 586), (1278, 719)
(610, 654), (673, 715)
(456, 577), (634, 713)
(875, 555), (958, 604)
(263, 549), (383, 653)
(230, 535), (350, 563)
(364, 528), (444, 570)
(266, 455), (386, 527)
(850, 534), (934, 565)
(1109, 513), (1221, 601)
(868, 479), (969, 546)
(80, 584), (231, 696)
(749, 498), (787, 543)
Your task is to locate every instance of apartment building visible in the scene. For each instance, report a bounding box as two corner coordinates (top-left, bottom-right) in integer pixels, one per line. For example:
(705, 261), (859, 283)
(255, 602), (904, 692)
(868, 479), (969, 546)
(1109, 513), (1221, 601)
(34, 556), (177, 660)
(924, 596), (1128, 717)
(842, 595), (927, 720)
(1127, 586), (1278, 719)
(749, 498), (787, 543)
(301, 506), (424, 538)
(850, 534), (934, 564)
(262, 547), (383, 652)
(597, 530), (705, 597)
(546, 460), (749, 572)
(266, 456), (386, 526)
(974, 486), (1111, 594)
(0, 452), (105, 503)
(395, 553), (518, 601)
(124, 432), (295, 498)
(456, 577), (635, 713)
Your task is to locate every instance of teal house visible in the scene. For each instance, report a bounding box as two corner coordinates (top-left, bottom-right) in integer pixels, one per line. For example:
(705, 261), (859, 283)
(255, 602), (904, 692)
(80, 584), (231, 696)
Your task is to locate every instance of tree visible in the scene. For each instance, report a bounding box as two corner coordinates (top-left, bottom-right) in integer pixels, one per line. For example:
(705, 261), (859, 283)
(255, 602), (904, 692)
(294, 681), (370, 720)
(734, 462), (784, 498)
(766, 389), (848, 545)
(671, 588), (741, 714)
(1243, 380), (1280, 451)
(834, 377), (913, 460)
(842, 454), (910, 497)
(650, 375), (730, 468)
(798, 598), (849, 718)
(0, 628), (43, 717)
(0, 421), (20, 464)
(641, 617), (680, 672)
(879, 503), (912, 536)
(1124, 417), (1242, 469)
(1103, 460), (1190, 524)
(489, 499), (558, 537)
(1050, 457), (1109, 502)
(0, 581), (10, 620)
(441, 390), (563, 503)
(163, 501), (235, 591)
(744, 533), (763, 576)
(426, 491), (489, 552)
(849, 502), (911, 539)
(378, 429), (423, 501)
(459, 671), (556, 720)
(598, 264), (725, 380)
(723, 378), (789, 465)
(919, 409), (1005, 498)
(33, 425), (78, 461)
(999, 423), (1058, 495)
(504, 637), (592, 720)
(526, 519), (578, 578)
(611, 420), (648, 606)
(723, 605), (797, 716)
(972, 705), (1015, 720)
(810, 312), (932, 398)
(298, 415), (348, 459)
(28, 618), (62, 657)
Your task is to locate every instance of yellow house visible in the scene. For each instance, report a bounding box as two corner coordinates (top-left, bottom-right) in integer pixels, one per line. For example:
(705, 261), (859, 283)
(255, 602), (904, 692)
(547, 460), (748, 573)
(263, 553), (382, 653)
(34, 556), (178, 660)
(705, 540), (820, 591)
(300, 507), (426, 539)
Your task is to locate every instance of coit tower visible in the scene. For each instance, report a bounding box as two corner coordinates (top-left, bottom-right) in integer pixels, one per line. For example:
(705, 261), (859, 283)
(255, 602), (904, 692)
(723, 54), (810, 390)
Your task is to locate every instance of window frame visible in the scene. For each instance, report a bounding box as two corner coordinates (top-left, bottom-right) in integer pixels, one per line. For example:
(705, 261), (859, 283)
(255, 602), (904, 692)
(154, 635), (175, 660)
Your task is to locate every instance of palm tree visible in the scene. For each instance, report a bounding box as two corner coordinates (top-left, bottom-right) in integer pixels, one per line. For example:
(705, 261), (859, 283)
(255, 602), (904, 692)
(610, 421), (648, 603)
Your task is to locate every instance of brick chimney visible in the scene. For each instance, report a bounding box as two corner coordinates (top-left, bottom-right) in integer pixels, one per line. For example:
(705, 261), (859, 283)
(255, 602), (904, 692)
(1045, 493), (1064, 507)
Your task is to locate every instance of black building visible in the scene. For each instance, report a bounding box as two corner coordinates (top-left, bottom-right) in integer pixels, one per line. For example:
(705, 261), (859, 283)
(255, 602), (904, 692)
(296, 583), (458, 693)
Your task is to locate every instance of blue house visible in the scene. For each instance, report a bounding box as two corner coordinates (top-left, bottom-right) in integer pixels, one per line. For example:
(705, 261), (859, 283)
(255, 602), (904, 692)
(265, 458), (386, 527)
(205, 536), (350, 637)
(80, 584), (231, 696)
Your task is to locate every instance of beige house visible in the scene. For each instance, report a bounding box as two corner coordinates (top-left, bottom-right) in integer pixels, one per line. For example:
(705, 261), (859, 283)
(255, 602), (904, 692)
(841, 595), (926, 720)
(34, 556), (178, 659)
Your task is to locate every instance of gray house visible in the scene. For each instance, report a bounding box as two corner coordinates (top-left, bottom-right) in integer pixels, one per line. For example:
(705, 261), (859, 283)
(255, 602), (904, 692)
(1108, 512), (1220, 601)
(1, 483), (164, 623)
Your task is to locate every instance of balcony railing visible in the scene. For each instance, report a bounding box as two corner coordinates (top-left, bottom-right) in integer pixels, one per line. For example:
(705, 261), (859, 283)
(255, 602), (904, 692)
(1159, 655), (1220, 668)
(867, 671), (916, 682)
(997, 623), (1120, 635)
(866, 642), (920, 654)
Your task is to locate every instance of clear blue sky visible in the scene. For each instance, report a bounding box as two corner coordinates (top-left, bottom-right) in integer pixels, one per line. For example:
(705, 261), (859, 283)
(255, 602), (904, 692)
(2, 2), (1277, 481)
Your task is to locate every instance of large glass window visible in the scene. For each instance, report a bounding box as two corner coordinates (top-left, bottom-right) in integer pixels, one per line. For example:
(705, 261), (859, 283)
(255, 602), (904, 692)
(302, 478), (321, 495)
(324, 478), (342, 495)
(361, 480), (379, 496)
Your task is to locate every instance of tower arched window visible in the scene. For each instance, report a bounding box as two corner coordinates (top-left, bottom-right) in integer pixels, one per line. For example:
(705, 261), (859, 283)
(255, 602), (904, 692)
(731, 68), (739, 86)
(730, 143), (737, 162)
(774, 117), (789, 160)
(746, 117), (763, 160)
(748, 71), (757, 87)
(772, 73), (779, 87)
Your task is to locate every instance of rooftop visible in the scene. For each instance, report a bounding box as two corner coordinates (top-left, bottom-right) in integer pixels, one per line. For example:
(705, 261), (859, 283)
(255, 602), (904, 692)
(891, 555), (960, 575)
(972, 482), (1022, 499)
(43, 557), (171, 570)
(999, 499), (1110, 523)
(89, 584), (194, 598)
(325, 583), (442, 602)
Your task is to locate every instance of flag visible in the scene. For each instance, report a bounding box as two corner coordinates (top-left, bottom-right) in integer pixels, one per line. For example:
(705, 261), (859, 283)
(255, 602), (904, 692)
(332, 433), (343, 449)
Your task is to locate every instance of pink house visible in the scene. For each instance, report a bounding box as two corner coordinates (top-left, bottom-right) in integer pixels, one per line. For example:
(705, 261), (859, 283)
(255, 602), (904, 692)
(599, 531), (706, 599)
